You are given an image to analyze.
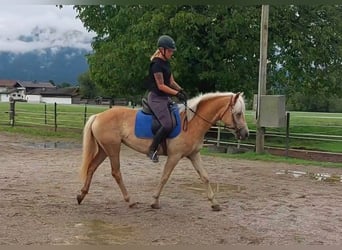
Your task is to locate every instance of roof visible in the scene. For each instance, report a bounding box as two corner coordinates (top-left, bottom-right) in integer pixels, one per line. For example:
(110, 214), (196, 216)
(19, 81), (56, 89)
(0, 80), (20, 88)
(0, 80), (57, 89)
(27, 87), (79, 97)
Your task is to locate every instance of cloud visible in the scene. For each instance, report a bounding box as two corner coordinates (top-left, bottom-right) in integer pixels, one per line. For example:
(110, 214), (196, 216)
(0, 5), (95, 54)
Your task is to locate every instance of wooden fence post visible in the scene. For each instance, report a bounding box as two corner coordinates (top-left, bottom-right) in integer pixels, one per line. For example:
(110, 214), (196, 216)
(9, 97), (15, 127)
(84, 103), (87, 125)
(216, 125), (221, 147)
(256, 5), (269, 153)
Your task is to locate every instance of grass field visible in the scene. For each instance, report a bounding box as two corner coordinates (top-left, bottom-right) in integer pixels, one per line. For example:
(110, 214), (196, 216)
(0, 102), (108, 139)
(1, 102), (342, 152)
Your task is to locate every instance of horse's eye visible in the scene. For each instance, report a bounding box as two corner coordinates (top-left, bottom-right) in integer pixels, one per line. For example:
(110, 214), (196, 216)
(235, 112), (242, 117)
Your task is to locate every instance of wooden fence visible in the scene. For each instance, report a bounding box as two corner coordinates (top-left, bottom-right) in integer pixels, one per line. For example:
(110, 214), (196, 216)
(1, 101), (342, 154)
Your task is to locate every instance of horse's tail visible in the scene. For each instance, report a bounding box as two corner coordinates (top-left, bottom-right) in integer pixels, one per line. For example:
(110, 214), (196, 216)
(80, 114), (98, 182)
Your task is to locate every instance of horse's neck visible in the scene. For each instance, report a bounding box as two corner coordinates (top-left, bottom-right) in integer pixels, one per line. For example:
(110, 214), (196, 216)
(189, 96), (228, 134)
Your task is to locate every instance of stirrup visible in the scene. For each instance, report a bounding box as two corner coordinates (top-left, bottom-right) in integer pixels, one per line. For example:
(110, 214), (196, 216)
(147, 150), (159, 163)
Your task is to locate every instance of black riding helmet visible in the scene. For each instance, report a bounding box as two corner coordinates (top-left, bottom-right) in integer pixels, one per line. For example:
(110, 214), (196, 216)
(157, 35), (176, 51)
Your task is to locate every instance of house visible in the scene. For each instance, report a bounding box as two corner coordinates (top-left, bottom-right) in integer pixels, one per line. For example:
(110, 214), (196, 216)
(8, 87), (26, 101)
(1, 80), (57, 102)
(0, 80), (25, 102)
(0, 80), (18, 91)
(0, 80), (80, 104)
(20, 81), (56, 93)
(26, 87), (79, 104)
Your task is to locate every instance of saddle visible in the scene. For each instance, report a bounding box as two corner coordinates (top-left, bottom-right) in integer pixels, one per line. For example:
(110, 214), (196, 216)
(134, 98), (181, 139)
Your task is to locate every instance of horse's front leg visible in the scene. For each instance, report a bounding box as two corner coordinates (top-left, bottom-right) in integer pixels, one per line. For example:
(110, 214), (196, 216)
(188, 152), (221, 211)
(151, 156), (180, 209)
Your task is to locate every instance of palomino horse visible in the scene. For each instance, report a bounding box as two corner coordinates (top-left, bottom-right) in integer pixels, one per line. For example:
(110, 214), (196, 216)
(76, 92), (249, 211)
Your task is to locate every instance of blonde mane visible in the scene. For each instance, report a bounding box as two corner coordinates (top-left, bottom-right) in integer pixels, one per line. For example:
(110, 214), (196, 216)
(179, 92), (245, 121)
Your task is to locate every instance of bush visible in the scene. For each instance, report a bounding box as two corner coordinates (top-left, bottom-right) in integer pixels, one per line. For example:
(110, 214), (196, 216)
(328, 96), (342, 113)
(287, 93), (342, 112)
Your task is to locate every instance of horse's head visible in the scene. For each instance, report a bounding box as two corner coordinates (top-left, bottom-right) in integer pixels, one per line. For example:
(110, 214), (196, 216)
(182, 91), (249, 140)
(219, 92), (249, 140)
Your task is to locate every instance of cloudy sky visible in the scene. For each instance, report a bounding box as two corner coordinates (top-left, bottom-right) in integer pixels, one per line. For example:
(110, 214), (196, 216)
(0, 5), (95, 54)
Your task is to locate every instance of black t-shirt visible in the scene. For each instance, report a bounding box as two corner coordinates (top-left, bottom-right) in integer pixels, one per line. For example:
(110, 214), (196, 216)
(148, 57), (172, 96)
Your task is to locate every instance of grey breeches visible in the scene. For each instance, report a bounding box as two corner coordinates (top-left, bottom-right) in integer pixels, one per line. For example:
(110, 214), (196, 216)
(147, 92), (173, 133)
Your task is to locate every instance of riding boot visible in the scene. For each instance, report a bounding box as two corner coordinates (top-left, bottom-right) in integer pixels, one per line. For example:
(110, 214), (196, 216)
(147, 126), (168, 163)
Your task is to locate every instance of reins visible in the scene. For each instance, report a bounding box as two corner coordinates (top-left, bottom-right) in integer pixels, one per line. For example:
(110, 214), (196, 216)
(182, 102), (216, 131)
(181, 97), (235, 131)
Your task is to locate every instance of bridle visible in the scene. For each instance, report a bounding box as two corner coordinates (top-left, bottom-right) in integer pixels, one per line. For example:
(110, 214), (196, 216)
(182, 96), (243, 136)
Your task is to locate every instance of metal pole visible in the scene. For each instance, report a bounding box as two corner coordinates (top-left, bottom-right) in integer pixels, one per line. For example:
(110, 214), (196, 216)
(44, 103), (47, 124)
(285, 112), (290, 157)
(256, 5), (269, 153)
(54, 102), (57, 132)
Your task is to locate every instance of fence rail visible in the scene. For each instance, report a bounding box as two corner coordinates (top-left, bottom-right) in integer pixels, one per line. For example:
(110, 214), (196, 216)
(0, 102), (108, 131)
(206, 126), (342, 147)
(1, 101), (342, 153)
(203, 110), (342, 154)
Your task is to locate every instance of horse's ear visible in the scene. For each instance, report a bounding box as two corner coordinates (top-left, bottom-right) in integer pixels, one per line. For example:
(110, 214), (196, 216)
(232, 92), (241, 105)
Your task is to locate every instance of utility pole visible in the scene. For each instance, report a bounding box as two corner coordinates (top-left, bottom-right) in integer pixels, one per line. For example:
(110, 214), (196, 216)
(256, 5), (269, 153)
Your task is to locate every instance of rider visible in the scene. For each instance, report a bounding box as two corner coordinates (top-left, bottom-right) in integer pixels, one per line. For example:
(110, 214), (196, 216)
(146, 35), (188, 163)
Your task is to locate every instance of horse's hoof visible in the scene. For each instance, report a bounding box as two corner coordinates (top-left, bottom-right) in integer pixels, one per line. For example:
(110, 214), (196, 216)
(211, 204), (222, 211)
(151, 203), (161, 209)
(77, 195), (83, 205)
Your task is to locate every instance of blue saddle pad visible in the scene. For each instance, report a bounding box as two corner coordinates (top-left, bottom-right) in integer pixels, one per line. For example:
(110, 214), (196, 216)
(134, 105), (181, 139)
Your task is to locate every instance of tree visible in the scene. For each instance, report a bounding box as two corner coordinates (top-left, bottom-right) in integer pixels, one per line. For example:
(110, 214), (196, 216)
(74, 5), (262, 99)
(78, 71), (99, 99)
(74, 5), (342, 105)
(57, 82), (71, 88)
(268, 6), (342, 97)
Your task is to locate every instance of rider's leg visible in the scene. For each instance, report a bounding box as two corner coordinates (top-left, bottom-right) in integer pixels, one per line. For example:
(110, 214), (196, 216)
(147, 126), (169, 163)
(147, 92), (173, 162)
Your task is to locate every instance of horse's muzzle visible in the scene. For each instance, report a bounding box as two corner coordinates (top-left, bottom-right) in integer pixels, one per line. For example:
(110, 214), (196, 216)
(236, 127), (249, 140)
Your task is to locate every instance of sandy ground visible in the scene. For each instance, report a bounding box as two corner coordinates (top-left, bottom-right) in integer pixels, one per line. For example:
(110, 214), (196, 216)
(1, 132), (342, 245)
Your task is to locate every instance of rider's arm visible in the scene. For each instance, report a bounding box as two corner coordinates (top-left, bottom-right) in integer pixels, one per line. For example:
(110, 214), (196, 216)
(154, 72), (178, 96)
(169, 74), (182, 91)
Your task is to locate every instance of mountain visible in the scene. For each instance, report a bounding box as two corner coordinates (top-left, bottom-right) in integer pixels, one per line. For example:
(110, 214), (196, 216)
(0, 48), (90, 85)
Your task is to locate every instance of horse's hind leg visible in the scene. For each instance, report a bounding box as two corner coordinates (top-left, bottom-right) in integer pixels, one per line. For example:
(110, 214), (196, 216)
(77, 148), (107, 204)
(107, 145), (135, 207)
(188, 152), (221, 211)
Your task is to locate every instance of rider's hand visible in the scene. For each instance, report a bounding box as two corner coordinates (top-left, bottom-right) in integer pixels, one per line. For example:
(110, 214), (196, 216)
(176, 90), (188, 103)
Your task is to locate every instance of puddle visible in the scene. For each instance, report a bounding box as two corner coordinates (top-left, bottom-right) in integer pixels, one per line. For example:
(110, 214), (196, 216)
(276, 170), (342, 183)
(181, 182), (245, 194)
(276, 170), (307, 178)
(74, 219), (135, 245)
(22, 141), (81, 149)
(311, 173), (342, 182)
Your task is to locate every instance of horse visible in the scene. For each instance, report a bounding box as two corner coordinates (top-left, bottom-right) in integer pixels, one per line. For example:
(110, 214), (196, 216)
(76, 92), (249, 211)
